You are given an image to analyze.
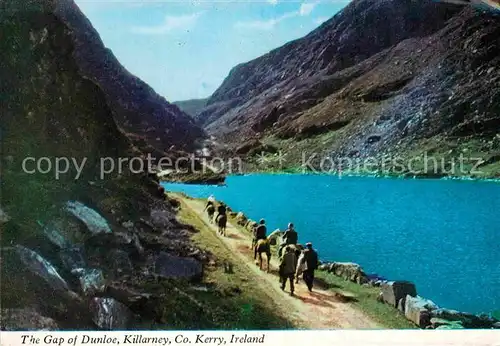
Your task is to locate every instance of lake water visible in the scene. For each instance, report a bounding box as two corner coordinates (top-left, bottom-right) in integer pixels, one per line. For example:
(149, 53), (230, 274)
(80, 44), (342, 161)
(162, 174), (500, 315)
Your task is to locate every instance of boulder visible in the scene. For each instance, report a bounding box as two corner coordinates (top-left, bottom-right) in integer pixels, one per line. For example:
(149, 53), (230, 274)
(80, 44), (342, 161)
(89, 297), (132, 330)
(0, 308), (60, 331)
(39, 221), (72, 249)
(14, 245), (70, 292)
(0, 207), (11, 224)
(60, 247), (87, 272)
(431, 308), (496, 328)
(327, 262), (368, 285)
(435, 323), (465, 330)
(430, 317), (462, 328)
(404, 295), (437, 328)
(492, 322), (500, 329)
(236, 212), (248, 226)
(149, 208), (175, 230)
(76, 269), (106, 296)
(246, 220), (257, 232)
(64, 201), (111, 235)
(381, 281), (417, 308)
(154, 252), (203, 282)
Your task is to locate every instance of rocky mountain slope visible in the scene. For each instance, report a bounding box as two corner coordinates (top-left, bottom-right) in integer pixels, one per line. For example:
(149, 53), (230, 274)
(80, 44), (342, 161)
(198, 0), (500, 177)
(54, 0), (205, 157)
(0, 0), (211, 330)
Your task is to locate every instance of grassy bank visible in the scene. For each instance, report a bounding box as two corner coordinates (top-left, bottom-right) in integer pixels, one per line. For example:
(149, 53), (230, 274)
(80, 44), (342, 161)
(315, 272), (416, 329)
(164, 194), (294, 329)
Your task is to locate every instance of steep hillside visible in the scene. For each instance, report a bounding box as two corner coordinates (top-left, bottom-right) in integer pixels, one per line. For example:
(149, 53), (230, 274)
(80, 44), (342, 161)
(54, 0), (205, 156)
(0, 0), (252, 330)
(174, 98), (208, 118)
(199, 0), (500, 177)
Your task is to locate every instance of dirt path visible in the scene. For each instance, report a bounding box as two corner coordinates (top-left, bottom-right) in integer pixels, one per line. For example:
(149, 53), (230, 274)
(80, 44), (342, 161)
(175, 194), (381, 329)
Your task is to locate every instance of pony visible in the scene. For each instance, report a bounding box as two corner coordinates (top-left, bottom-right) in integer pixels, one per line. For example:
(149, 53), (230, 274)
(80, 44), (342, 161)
(294, 247), (306, 283)
(254, 238), (272, 272)
(206, 205), (215, 223)
(217, 214), (227, 237)
(252, 230), (282, 272)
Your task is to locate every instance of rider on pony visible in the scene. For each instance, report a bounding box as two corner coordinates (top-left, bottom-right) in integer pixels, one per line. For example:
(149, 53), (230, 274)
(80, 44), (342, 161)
(278, 222), (298, 258)
(252, 219), (267, 248)
(204, 198), (216, 222)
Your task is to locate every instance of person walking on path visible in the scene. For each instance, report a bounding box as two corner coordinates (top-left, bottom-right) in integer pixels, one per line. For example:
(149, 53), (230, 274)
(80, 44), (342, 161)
(301, 242), (319, 292)
(279, 246), (298, 296)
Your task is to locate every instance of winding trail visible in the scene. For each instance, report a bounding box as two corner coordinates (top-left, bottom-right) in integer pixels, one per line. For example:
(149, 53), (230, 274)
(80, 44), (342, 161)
(175, 194), (381, 329)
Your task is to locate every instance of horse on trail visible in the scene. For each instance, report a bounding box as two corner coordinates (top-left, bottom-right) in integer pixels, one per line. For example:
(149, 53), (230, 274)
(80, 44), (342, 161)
(254, 238), (272, 272)
(206, 205), (215, 223)
(217, 214), (227, 237)
(252, 229), (282, 272)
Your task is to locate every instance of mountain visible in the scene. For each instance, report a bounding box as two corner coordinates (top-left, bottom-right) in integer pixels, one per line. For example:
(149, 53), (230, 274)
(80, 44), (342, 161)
(54, 0), (205, 156)
(173, 98), (209, 118)
(198, 0), (500, 177)
(0, 0), (206, 330)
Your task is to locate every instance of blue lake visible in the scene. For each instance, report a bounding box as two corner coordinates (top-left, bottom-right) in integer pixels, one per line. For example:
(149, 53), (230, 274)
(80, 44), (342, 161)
(162, 174), (500, 315)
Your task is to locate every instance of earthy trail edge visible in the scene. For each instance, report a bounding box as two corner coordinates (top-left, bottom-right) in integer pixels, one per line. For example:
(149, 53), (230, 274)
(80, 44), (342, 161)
(173, 193), (381, 329)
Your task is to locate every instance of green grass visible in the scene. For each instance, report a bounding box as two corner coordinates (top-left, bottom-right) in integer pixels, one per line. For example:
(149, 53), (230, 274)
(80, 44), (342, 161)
(153, 195), (294, 330)
(315, 271), (416, 329)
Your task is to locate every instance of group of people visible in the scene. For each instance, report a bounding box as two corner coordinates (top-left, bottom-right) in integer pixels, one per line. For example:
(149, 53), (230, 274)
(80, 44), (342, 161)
(204, 195), (319, 296)
(277, 223), (318, 296)
(253, 219), (319, 296)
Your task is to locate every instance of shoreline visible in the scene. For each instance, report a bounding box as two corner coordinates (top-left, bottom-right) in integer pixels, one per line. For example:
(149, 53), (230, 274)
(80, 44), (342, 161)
(167, 191), (499, 330)
(161, 170), (500, 187)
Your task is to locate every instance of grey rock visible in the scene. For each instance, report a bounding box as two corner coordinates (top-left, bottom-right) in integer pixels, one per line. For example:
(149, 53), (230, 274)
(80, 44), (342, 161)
(89, 297), (132, 330)
(78, 269), (106, 296)
(60, 247), (87, 272)
(0, 308), (60, 331)
(15, 245), (69, 292)
(0, 207), (10, 224)
(404, 295), (436, 328)
(381, 281), (417, 308)
(431, 308), (496, 328)
(154, 252), (203, 281)
(65, 201), (111, 235)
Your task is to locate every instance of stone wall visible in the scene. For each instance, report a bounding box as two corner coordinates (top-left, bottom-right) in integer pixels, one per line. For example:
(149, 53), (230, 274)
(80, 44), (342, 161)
(318, 262), (499, 330)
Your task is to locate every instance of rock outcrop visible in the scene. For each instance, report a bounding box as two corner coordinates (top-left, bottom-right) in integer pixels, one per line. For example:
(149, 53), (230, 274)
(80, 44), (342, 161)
(318, 262), (368, 284)
(1, 0), (205, 330)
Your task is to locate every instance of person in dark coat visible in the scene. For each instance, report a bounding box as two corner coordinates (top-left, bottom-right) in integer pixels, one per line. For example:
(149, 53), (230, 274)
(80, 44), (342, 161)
(278, 222), (298, 258)
(204, 200), (216, 222)
(215, 202), (227, 223)
(279, 246), (298, 295)
(301, 242), (318, 292)
(252, 219), (267, 248)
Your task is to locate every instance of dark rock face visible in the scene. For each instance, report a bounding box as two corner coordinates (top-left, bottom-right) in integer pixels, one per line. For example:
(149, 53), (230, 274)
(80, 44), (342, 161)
(53, 0), (205, 154)
(1, 0), (204, 330)
(1, 308), (60, 331)
(197, 0), (500, 169)
(154, 252), (203, 282)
